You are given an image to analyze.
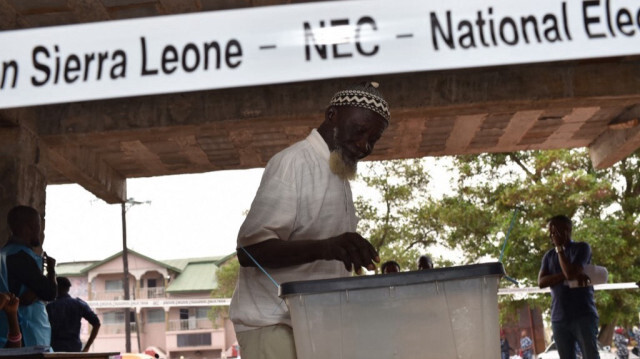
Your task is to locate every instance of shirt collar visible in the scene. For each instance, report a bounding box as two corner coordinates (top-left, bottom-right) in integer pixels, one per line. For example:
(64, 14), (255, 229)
(307, 129), (330, 161)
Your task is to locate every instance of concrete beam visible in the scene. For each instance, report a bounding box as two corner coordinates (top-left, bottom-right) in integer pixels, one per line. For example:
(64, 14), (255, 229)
(446, 114), (487, 152)
(46, 146), (126, 203)
(33, 59), (640, 137)
(589, 106), (640, 169)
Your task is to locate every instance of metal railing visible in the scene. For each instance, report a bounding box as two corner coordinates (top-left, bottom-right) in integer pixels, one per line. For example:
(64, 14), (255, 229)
(92, 287), (167, 300)
(101, 322), (138, 335)
(139, 287), (165, 299)
(91, 291), (126, 301)
(167, 318), (213, 331)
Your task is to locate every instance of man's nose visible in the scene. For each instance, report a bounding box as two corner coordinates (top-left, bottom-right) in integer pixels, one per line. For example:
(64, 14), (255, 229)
(357, 139), (372, 155)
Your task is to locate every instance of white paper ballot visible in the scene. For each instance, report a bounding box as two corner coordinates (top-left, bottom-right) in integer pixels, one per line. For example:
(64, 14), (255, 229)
(565, 264), (608, 288)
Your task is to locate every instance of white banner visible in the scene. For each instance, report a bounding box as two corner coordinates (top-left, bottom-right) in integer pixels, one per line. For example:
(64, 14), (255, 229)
(1, 0), (639, 109)
(86, 298), (231, 309)
(498, 282), (639, 296)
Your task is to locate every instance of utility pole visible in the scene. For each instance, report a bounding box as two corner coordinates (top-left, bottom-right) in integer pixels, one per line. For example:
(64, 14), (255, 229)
(121, 198), (150, 353)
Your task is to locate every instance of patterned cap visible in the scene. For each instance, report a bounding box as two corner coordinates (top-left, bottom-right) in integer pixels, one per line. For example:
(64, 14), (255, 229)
(329, 82), (390, 124)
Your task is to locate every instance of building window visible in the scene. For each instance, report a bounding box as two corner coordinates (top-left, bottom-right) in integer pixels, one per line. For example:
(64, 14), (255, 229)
(179, 308), (189, 320)
(147, 278), (157, 288)
(146, 309), (165, 323)
(177, 333), (211, 347)
(103, 311), (125, 324)
(196, 307), (210, 319)
(105, 279), (123, 292)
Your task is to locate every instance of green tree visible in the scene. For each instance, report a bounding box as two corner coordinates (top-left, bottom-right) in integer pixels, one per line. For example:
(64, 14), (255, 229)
(355, 149), (639, 342)
(209, 256), (239, 325)
(430, 149), (640, 341)
(355, 159), (442, 271)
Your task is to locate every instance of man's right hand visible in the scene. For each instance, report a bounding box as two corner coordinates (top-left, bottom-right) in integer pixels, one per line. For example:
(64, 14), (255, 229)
(323, 232), (379, 274)
(44, 253), (56, 273)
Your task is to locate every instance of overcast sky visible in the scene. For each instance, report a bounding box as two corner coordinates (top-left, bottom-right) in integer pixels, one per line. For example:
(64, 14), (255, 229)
(44, 158), (455, 264)
(44, 168), (264, 263)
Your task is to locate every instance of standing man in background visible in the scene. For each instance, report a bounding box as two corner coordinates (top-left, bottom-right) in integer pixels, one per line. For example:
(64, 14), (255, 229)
(520, 329), (533, 359)
(47, 276), (101, 352)
(0, 205), (57, 347)
(538, 215), (600, 359)
(230, 82), (390, 359)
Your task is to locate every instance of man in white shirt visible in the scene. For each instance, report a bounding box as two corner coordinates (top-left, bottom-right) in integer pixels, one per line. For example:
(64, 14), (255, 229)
(229, 82), (390, 359)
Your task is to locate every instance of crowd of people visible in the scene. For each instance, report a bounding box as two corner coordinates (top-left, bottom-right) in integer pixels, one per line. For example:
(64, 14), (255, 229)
(379, 254), (434, 274)
(0, 205), (100, 351)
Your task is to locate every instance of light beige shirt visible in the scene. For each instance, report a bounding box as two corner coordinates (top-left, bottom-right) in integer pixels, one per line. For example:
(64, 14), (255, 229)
(230, 129), (357, 331)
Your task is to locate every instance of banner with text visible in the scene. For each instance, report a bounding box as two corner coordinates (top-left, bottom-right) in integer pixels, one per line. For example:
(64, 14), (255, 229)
(1, 0), (639, 109)
(87, 298), (231, 309)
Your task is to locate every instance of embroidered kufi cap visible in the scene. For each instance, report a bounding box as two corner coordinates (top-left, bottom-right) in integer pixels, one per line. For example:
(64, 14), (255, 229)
(329, 81), (390, 124)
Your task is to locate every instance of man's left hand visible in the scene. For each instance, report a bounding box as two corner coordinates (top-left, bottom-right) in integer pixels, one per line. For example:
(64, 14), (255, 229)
(576, 272), (591, 287)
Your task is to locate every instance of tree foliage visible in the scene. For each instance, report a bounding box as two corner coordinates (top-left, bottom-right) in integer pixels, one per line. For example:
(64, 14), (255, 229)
(209, 256), (239, 323)
(355, 149), (640, 328)
(355, 159), (441, 271)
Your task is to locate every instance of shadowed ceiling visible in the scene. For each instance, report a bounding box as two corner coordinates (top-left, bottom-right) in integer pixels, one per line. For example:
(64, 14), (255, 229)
(1, 0), (639, 203)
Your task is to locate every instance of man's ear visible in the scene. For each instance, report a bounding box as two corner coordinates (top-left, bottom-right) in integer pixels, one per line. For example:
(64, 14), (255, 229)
(325, 106), (338, 124)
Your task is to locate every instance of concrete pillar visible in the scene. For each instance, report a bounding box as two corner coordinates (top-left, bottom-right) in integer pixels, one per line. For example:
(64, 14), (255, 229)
(0, 118), (47, 250)
(164, 306), (170, 331)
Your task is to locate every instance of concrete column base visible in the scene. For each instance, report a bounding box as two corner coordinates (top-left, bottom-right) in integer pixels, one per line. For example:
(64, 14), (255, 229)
(0, 120), (47, 249)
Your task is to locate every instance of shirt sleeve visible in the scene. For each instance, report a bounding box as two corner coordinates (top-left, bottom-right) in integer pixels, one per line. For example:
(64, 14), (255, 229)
(79, 299), (101, 326)
(6, 251), (57, 301)
(237, 153), (298, 248)
(540, 250), (551, 275)
(572, 242), (592, 266)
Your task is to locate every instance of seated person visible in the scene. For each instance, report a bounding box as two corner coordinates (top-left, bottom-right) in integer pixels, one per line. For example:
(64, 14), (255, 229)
(417, 255), (434, 270)
(380, 260), (401, 274)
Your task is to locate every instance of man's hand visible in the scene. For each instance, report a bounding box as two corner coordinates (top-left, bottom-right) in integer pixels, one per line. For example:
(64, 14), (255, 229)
(3, 293), (19, 315)
(550, 227), (564, 248)
(0, 293), (9, 310)
(19, 289), (38, 306)
(323, 232), (379, 274)
(44, 253), (56, 274)
(576, 272), (592, 287)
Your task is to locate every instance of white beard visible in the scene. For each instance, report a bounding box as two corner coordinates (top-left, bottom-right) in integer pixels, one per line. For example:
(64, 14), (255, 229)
(329, 150), (357, 181)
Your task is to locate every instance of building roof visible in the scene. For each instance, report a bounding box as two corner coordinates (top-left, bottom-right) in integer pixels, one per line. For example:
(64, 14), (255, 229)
(161, 255), (230, 272)
(55, 249), (237, 293)
(80, 248), (183, 274)
(56, 261), (98, 276)
(166, 261), (219, 293)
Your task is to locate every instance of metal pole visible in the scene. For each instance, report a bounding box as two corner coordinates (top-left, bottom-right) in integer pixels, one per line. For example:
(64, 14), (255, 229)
(528, 306), (537, 355)
(121, 202), (132, 353)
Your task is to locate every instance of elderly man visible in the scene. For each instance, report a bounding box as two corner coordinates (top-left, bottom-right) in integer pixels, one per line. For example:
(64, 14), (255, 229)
(0, 205), (57, 347)
(230, 82), (390, 358)
(538, 215), (600, 359)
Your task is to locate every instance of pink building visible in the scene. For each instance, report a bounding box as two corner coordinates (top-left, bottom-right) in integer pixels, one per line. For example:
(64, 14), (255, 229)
(55, 250), (238, 359)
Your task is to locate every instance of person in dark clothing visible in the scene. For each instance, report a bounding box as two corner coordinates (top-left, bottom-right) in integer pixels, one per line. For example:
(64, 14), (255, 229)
(380, 260), (401, 273)
(47, 277), (101, 352)
(0, 205), (57, 347)
(500, 329), (513, 359)
(417, 255), (434, 270)
(538, 215), (599, 359)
